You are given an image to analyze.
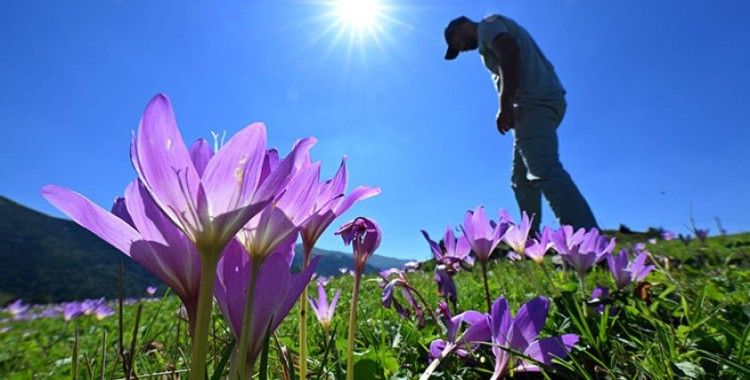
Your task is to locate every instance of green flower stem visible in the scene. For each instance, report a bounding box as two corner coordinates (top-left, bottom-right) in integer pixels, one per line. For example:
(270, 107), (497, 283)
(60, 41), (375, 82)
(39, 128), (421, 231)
(236, 262), (262, 380)
(480, 261), (492, 312)
(346, 271), (362, 380)
(189, 254), (219, 380)
(578, 275), (588, 318)
(298, 247), (312, 380)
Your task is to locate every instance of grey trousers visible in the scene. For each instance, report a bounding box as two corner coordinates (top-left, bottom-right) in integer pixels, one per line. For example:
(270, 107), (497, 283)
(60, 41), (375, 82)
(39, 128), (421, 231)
(511, 98), (598, 234)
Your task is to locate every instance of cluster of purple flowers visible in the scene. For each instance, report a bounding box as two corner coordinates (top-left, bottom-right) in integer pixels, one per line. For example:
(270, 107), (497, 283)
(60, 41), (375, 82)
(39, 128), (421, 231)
(409, 206), (660, 377)
(2, 298), (115, 322)
(42, 94), (380, 379)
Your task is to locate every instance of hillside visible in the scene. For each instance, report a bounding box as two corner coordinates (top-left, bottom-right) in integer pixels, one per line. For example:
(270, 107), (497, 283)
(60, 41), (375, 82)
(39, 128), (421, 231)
(0, 196), (408, 305)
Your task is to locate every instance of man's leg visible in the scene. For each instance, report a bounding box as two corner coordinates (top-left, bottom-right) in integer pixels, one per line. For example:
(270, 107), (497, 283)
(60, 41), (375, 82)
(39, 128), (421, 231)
(513, 101), (599, 231)
(511, 145), (543, 234)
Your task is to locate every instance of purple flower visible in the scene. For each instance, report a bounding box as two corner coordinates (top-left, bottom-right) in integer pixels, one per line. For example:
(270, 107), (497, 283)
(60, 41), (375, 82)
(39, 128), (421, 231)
(464, 297), (579, 378)
(308, 279), (341, 332)
(421, 227), (473, 273)
(128, 94), (300, 256)
(502, 211), (533, 255)
(236, 146), (320, 263)
(429, 302), (486, 360)
(403, 261), (421, 272)
(43, 180), (203, 331)
(659, 229), (675, 241)
(335, 217), (381, 275)
(461, 206), (509, 264)
(380, 268), (425, 327)
(94, 305), (115, 320)
(214, 239), (319, 368)
(552, 227), (614, 279)
(63, 303), (83, 321)
(607, 249), (655, 289)
(300, 157), (381, 260)
(146, 286), (158, 296)
(524, 227), (554, 264)
(6, 300), (29, 320)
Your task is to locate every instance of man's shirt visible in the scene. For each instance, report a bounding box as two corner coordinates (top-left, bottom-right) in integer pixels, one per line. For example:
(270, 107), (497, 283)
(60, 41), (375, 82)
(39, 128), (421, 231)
(478, 14), (565, 104)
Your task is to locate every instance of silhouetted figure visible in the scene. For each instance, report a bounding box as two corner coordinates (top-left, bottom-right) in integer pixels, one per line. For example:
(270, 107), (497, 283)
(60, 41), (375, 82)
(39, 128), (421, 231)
(443, 14), (598, 233)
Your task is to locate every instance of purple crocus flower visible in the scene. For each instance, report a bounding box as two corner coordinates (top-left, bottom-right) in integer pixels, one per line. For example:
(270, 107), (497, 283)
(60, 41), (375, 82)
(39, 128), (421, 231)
(214, 239), (319, 369)
(335, 217), (382, 275)
(146, 286), (157, 296)
(429, 301), (486, 360)
(524, 227), (554, 264)
(129, 94), (301, 256)
(301, 157), (381, 262)
(607, 249), (655, 289)
(502, 211), (533, 255)
(6, 300), (28, 320)
(63, 303), (83, 321)
(422, 227), (474, 273)
(380, 268), (426, 327)
(94, 305), (115, 320)
(308, 279), (341, 332)
(552, 227), (614, 279)
(43, 180), (203, 331)
(659, 229), (675, 241)
(236, 146), (320, 263)
(464, 297), (579, 378)
(461, 206), (509, 264)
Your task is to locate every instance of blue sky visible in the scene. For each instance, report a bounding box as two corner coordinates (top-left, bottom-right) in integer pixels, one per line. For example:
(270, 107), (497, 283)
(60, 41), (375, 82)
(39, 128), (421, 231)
(1, 0), (749, 260)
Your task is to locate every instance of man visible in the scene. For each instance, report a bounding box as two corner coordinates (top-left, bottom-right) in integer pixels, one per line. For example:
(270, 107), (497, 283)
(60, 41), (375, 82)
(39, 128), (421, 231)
(444, 14), (598, 233)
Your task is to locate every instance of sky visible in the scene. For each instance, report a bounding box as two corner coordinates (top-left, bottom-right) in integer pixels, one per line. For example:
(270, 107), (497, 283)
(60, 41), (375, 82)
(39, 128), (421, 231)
(1, 0), (749, 260)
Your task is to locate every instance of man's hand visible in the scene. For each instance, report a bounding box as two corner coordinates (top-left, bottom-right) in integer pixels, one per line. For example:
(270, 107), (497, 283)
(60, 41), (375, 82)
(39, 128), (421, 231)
(496, 108), (514, 135)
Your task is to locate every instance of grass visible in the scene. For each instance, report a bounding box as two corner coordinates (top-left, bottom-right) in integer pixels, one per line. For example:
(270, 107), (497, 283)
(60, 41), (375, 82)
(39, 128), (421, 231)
(1, 232), (749, 379)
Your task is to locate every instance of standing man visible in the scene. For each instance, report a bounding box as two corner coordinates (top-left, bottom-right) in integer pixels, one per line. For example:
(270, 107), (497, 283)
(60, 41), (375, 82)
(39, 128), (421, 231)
(444, 14), (598, 233)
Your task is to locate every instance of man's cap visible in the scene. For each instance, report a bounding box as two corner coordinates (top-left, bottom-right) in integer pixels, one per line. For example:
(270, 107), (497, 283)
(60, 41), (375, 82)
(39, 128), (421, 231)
(444, 16), (470, 60)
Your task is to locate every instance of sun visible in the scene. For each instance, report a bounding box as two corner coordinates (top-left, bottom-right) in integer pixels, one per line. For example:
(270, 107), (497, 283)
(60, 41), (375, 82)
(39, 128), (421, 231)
(334, 0), (383, 31)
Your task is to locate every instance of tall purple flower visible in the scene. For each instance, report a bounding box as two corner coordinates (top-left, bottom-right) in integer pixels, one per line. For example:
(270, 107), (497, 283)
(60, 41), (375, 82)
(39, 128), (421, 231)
(552, 226), (614, 280)
(421, 227), (474, 273)
(337, 216), (381, 380)
(379, 268), (434, 328)
(606, 248), (655, 289)
(308, 279), (341, 333)
(502, 211), (533, 255)
(129, 94), (300, 256)
(63, 303), (83, 321)
(525, 227), (554, 264)
(214, 239), (319, 370)
(235, 144), (319, 263)
(336, 217), (382, 275)
(461, 206), (509, 264)
(462, 206), (510, 311)
(464, 297), (579, 379)
(301, 157), (381, 262)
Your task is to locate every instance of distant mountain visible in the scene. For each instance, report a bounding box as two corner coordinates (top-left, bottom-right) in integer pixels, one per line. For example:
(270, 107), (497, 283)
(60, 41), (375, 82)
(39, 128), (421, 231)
(0, 196), (409, 305)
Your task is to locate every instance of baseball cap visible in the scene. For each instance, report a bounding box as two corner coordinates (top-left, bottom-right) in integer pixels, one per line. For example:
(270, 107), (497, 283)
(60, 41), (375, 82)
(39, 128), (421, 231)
(444, 16), (470, 60)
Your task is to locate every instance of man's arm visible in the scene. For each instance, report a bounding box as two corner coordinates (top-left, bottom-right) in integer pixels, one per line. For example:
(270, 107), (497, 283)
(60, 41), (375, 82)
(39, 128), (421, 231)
(491, 33), (520, 134)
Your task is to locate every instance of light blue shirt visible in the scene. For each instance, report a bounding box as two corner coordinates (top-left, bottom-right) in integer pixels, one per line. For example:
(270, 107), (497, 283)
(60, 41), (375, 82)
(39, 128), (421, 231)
(478, 15), (565, 104)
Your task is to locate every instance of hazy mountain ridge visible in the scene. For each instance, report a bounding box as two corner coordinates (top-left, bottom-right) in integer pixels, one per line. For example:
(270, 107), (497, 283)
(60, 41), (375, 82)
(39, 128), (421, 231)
(0, 196), (409, 305)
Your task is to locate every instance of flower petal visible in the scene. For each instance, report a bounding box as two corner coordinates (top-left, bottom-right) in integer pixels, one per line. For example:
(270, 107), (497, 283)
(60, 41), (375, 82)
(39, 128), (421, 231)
(42, 185), (140, 255)
(523, 334), (579, 366)
(133, 94), (201, 232)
